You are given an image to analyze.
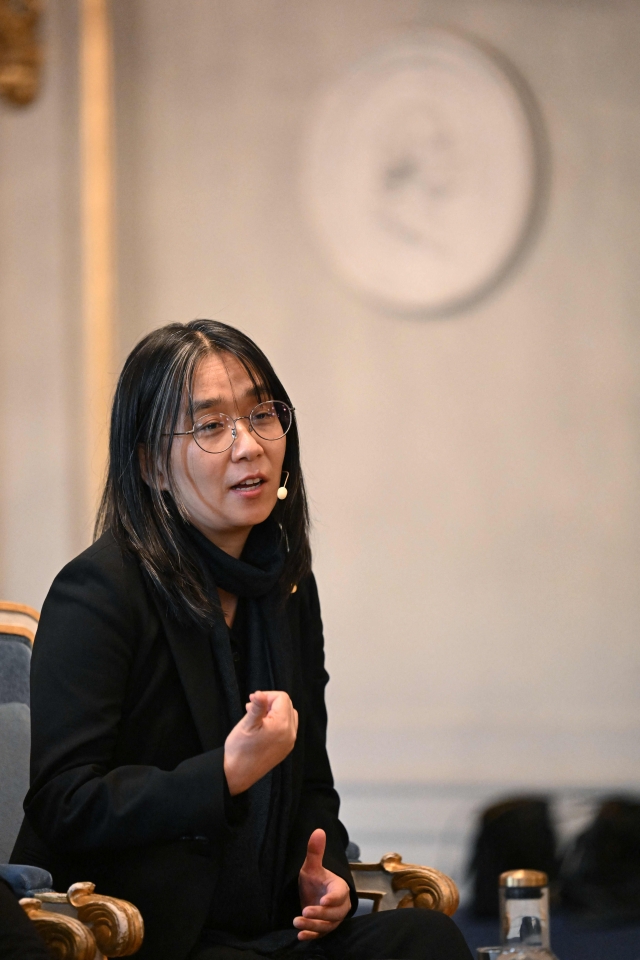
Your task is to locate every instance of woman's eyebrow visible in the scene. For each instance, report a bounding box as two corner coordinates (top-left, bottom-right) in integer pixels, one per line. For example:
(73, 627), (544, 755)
(192, 395), (224, 414)
(191, 386), (261, 415)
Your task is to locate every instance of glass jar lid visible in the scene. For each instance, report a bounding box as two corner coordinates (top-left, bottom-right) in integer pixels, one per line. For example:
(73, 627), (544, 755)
(499, 869), (548, 887)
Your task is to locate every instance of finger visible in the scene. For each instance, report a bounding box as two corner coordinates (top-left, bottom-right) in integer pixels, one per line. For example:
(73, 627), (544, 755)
(292, 708), (299, 734)
(293, 916), (337, 935)
(253, 689), (289, 703)
(301, 904), (347, 921)
(244, 693), (269, 727)
(248, 690), (269, 706)
(301, 828), (326, 875)
(319, 888), (350, 908)
(249, 690), (284, 710)
(297, 929), (336, 942)
(265, 690), (293, 717)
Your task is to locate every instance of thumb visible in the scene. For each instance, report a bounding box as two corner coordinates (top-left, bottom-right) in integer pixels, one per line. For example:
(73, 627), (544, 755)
(302, 828), (326, 874)
(243, 691), (269, 729)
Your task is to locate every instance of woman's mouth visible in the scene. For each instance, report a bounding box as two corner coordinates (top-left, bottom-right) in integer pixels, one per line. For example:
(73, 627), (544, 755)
(231, 477), (265, 496)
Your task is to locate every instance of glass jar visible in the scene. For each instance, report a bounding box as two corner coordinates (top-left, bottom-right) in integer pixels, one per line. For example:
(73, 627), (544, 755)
(495, 869), (559, 959)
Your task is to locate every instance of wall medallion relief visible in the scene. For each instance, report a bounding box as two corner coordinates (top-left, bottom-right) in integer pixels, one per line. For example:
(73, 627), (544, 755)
(301, 30), (547, 316)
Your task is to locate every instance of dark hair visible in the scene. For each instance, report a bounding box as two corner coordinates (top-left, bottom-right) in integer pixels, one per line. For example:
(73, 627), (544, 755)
(95, 320), (311, 626)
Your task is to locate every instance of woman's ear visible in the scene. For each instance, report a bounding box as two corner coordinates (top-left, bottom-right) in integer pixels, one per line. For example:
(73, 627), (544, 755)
(138, 444), (169, 490)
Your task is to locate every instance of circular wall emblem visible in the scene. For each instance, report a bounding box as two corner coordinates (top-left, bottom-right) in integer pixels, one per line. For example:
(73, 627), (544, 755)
(301, 31), (544, 315)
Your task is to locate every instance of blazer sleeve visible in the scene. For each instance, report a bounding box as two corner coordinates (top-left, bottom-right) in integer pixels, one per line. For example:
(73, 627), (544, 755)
(24, 541), (230, 854)
(283, 574), (357, 909)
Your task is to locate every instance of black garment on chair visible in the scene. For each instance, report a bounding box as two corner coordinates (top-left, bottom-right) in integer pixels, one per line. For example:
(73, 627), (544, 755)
(469, 797), (559, 917)
(561, 796), (640, 922)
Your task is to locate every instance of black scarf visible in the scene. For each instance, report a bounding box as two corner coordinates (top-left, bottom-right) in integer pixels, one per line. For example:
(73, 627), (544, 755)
(190, 519), (300, 953)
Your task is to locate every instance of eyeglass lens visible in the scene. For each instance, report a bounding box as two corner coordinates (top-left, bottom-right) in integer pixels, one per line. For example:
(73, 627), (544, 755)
(193, 401), (292, 453)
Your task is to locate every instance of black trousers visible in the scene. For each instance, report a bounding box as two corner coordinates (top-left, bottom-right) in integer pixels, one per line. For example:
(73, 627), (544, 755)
(191, 910), (474, 960)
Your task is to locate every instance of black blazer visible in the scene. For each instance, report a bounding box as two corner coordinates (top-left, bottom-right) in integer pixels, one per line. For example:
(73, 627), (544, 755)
(11, 532), (355, 960)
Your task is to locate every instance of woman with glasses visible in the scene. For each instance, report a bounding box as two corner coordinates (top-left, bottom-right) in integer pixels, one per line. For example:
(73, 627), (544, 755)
(12, 321), (471, 960)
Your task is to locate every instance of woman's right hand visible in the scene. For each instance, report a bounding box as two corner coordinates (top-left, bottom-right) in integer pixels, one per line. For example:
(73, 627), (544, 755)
(223, 690), (298, 796)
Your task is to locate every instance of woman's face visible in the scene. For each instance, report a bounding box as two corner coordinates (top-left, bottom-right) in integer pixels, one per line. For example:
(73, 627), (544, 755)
(164, 351), (286, 557)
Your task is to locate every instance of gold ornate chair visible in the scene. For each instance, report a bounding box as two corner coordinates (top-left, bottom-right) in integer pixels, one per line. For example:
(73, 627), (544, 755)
(16, 855), (455, 958)
(20, 882), (144, 960)
(15, 856), (455, 959)
(1, 600), (456, 952)
(0, 599), (40, 644)
(14, 856), (456, 958)
(350, 852), (459, 915)
(0, 602), (143, 958)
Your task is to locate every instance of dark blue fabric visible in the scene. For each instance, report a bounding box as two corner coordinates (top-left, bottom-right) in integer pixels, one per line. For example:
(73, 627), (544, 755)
(454, 906), (640, 960)
(0, 637), (31, 706)
(0, 864), (53, 898)
(0, 702), (31, 861)
(0, 633), (31, 649)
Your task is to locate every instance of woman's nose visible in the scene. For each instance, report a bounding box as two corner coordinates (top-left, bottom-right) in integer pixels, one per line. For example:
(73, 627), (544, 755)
(231, 417), (263, 458)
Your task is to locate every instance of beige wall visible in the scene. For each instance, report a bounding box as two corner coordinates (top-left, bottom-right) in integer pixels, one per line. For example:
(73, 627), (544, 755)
(1, 0), (639, 793)
(0, 2), (84, 606)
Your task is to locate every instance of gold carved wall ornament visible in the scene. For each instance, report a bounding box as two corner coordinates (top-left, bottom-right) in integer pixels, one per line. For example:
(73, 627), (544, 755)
(0, 0), (42, 106)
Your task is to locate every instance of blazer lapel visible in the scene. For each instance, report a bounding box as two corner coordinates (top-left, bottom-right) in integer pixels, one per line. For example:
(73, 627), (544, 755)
(154, 604), (223, 752)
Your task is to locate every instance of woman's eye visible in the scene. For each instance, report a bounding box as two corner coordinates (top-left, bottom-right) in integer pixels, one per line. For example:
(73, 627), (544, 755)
(253, 403), (277, 421)
(197, 419), (225, 434)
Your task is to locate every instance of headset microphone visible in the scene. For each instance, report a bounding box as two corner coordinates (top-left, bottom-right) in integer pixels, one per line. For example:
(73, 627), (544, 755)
(277, 471), (290, 500)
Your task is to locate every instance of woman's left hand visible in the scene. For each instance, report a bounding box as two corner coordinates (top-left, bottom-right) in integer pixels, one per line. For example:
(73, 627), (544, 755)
(295, 828), (352, 940)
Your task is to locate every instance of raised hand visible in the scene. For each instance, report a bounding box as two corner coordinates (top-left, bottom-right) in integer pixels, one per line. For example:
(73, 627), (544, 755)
(295, 828), (351, 941)
(223, 690), (298, 796)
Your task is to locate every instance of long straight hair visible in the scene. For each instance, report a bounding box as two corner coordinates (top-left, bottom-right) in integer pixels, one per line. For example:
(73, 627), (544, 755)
(95, 320), (311, 626)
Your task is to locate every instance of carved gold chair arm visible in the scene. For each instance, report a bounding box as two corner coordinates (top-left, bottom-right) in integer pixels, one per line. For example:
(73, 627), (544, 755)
(19, 898), (98, 960)
(22, 882), (144, 958)
(350, 852), (459, 916)
(68, 882), (144, 956)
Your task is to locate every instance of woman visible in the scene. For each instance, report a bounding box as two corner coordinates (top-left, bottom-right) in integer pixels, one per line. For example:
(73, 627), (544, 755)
(12, 321), (472, 960)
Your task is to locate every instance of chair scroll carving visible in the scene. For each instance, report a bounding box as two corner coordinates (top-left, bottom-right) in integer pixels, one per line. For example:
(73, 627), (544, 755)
(380, 852), (460, 914)
(68, 882), (144, 956)
(350, 852), (459, 917)
(19, 898), (97, 960)
(21, 882), (144, 959)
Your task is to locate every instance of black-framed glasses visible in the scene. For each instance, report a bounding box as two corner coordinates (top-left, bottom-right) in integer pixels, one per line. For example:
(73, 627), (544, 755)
(169, 400), (294, 454)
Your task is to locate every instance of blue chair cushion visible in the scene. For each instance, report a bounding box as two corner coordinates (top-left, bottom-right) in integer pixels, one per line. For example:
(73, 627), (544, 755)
(0, 632), (32, 649)
(0, 864), (53, 898)
(0, 639), (30, 707)
(0, 702), (30, 862)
